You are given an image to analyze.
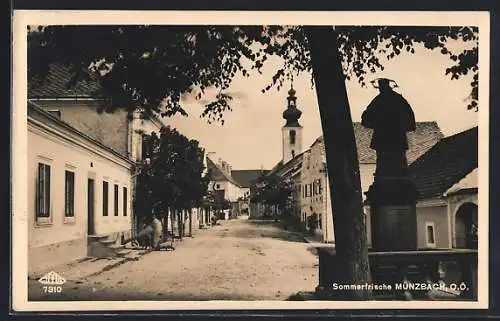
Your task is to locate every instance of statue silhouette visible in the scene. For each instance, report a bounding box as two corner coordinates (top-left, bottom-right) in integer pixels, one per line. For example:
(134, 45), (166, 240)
(362, 78), (416, 177)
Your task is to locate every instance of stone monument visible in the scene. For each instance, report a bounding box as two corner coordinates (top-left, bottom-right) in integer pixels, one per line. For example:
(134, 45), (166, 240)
(362, 78), (419, 251)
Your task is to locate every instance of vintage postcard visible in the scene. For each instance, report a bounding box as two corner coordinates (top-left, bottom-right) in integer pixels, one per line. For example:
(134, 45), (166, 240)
(11, 10), (489, 312)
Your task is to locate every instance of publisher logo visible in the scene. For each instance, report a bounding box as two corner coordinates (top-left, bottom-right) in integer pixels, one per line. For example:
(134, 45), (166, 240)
(38, 271), (66, 285)
(38, 271), (66, 293)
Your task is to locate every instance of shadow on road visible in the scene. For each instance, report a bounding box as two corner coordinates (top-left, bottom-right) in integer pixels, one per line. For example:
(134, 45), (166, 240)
(221, 220), (307, 243)
(245, 219), (280, 226)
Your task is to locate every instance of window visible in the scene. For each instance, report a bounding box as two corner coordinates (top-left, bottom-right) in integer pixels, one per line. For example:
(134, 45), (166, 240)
(319, 214), (322, 229)
(318, 179), (323, 195)
(426, 222), (436, 247)
(114, 184), (119, 216)
(102, 181), (109, 216)
(36, 163), (51, 218)
(47, 109), (61, 119)
(290, 130), (296, 145)
(123, 187), (128, 216)
(64, 170), (75, 217)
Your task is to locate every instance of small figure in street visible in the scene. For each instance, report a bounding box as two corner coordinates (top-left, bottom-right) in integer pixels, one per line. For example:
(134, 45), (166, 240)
(151, 214), (163, 251)
(137, 218), (153, 249)
(361, 78), (416, 177)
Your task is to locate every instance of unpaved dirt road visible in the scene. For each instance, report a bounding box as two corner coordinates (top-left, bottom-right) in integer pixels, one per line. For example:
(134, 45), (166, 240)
(29, 218), (319, 301)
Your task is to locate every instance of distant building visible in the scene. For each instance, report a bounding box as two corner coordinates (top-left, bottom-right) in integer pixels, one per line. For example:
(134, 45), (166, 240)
(259, 84), (444, 244)
(231, 169), (269, 216)
(299, 122), (443, 244)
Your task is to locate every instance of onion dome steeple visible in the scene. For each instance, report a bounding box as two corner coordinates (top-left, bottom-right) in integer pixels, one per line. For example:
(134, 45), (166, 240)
(282, 84), (302, 127)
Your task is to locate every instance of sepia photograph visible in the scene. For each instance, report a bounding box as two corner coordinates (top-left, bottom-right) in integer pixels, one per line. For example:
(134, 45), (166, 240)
(11, 10), (489, 311)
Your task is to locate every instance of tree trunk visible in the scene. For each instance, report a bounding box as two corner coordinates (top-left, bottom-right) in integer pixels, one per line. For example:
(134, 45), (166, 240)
(189, 208), (193, 236)
(176, 209), (183, 241)
(164, 207), (169, 240)
(182, 209), (186, 236)
(304, 26), (372, 300)
(170, 210), (175, 237)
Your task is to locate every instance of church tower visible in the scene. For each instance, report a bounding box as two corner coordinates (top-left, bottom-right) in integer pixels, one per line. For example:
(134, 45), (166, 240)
(282, 84), (303, 164)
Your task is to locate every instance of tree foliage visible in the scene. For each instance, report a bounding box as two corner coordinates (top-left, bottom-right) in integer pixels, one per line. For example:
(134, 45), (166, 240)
(28, 24), (479, 120)
(136, 126), (210, 222)
(251, 173), (294, 216)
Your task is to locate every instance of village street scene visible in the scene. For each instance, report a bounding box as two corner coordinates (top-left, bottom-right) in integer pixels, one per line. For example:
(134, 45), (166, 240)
(21, 22), (481, 304)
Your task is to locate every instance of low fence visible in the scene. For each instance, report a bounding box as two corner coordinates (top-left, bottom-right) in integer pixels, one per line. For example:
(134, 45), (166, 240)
(315, 247), (478, 301)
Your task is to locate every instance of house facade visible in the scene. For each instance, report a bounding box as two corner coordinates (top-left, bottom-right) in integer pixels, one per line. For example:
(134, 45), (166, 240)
(28, 102), (135, 274)
(27, 63), (164, 274)
(299, 138), (334, 242)
(205, 153), (245, 219)
(404, 126), (478, 250)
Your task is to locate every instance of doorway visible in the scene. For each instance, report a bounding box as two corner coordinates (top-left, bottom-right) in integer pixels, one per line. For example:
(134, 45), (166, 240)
(454, 202), (478, 249)
(87, 178), (95, 235)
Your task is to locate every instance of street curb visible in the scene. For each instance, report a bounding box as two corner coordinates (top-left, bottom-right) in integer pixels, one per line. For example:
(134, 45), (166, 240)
(278, 223), (313, 244)
(84, 258), (130, 279)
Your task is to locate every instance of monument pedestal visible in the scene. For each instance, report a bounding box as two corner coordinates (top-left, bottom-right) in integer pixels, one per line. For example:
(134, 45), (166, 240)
(366, 177), (419, 252)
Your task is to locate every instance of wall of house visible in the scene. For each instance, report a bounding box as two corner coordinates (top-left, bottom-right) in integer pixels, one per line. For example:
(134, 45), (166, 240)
(130, 111), (164, 163)
(34, 100), (130, 157)
(322, 173), (335, 243)
(28, 121), (133, 274)
(299, 143), (335, 243)
(359, 164), (376, 201)
(299, 139), (377, 243)
(416, 205), (449, 249)
(211, 180), (244, 202)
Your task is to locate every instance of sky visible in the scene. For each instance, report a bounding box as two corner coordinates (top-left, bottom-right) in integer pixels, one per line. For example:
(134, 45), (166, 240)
(163, 41), (478, 171)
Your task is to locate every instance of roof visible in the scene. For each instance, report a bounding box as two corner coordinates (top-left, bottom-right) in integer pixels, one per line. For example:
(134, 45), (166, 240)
(29, 62), (166, 129)
(206, 157), (241, 187)
(268, 149), (308, 177)
(269, 121), (442, 179)
(232, 170), (269, 188)
(408, 126), (478, 200)
(29, 63), (102, 98)
(349, 122), (443, 164)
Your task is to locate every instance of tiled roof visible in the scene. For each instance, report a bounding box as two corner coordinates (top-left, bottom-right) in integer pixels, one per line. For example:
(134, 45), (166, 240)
(206, 157), (241, 187)
(268, 150), (307, 177)
(232, 170), (269, 188)
(29, 63), (102, 98)
(408, 126), (478, 200)
(317, 121), (443, 164)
